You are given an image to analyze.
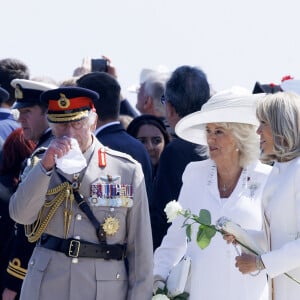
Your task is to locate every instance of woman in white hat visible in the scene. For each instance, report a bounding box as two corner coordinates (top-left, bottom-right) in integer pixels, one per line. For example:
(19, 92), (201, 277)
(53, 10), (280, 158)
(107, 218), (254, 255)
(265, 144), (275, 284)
(153, 87), (271, 300)
(233, 92), (300, 300)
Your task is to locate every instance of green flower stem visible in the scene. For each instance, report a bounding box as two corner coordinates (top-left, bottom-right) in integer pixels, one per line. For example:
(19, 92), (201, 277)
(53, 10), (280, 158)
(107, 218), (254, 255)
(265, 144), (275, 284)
(179, 211), (300, 285)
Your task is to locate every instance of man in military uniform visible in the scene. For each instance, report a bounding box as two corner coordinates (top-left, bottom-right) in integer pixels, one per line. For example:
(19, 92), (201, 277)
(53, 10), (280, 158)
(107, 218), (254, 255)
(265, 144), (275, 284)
(1, 79), (56, 300)
(9, 87), (153, 300)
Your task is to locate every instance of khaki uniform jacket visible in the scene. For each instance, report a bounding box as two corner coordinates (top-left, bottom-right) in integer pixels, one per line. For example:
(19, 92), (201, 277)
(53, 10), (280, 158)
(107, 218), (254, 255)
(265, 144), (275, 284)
(9, 137), (153, 300)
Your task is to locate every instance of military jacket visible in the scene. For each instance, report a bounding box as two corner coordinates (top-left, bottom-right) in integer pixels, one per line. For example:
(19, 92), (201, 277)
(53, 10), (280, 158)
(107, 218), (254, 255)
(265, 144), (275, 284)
(9, 137), (153, 300)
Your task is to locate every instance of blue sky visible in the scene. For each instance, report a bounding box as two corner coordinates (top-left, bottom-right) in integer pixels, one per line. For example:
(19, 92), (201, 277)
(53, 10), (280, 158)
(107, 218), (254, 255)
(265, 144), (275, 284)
(2, 0), (300, 105)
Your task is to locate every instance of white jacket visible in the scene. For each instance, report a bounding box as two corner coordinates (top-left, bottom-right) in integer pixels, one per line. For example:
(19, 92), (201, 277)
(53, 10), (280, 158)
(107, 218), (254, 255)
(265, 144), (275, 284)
(154, 159), (271, 300)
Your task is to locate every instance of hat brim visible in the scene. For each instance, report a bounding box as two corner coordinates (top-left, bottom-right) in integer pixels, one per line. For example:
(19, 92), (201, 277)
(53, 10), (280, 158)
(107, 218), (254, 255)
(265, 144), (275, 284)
(12, 101), (37, 109)
(280, 79), (300, 95)
(175, 106), (259, 145)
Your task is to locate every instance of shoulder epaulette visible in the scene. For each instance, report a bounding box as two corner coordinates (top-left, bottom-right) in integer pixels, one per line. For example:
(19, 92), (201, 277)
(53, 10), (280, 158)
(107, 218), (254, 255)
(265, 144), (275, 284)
(31, 146), (48, 158)
(20, 147), (48, 181)
(104, 146), (137, 164)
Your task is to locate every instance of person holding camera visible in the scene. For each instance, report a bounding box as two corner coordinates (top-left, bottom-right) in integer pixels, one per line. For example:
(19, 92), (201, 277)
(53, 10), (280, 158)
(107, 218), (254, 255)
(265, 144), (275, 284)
(70, 56), (138, 118)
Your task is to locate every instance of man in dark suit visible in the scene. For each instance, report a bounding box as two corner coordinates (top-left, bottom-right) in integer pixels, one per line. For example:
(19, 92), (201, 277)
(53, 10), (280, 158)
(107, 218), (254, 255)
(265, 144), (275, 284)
(0, 58), (30, 145)
(76, 72), (153, 202)
(151, 66), (210, 250)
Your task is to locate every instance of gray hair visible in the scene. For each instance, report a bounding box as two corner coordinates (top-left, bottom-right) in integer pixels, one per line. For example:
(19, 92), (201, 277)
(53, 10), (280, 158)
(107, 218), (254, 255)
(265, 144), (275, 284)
(144, 73), (169, 116)
(256, 92), (300, 162)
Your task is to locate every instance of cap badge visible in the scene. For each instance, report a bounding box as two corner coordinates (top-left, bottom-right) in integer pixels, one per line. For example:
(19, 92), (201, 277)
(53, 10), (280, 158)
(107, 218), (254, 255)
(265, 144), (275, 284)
(102, 216), (120, 236)
(15, 85), (23, 99)
(58, 93), (70, 109)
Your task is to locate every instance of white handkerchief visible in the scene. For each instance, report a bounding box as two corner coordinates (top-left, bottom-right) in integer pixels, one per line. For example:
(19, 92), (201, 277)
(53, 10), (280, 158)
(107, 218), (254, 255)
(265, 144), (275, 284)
(55, 138), (87, 174)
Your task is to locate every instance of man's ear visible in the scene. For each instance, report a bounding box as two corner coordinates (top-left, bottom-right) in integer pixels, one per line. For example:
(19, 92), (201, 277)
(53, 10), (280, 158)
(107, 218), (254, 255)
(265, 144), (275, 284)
(143, 96), (153, 110)
(165, 101), (176, 117)
(165, 102), (180, 129)
(91, 113), (98, 132)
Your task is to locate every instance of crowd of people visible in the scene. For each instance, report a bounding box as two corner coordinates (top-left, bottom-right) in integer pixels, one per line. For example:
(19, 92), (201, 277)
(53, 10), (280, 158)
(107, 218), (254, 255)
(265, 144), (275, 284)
(1, 56), (300, 300)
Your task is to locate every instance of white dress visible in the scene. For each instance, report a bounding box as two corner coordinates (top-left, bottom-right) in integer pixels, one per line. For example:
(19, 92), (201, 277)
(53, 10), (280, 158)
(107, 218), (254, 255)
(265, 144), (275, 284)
(154, 159), (271, 300)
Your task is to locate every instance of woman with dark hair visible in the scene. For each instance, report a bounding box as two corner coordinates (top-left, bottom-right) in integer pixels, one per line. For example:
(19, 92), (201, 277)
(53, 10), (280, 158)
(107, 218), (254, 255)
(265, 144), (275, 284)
(0, 128), (35, 298)
(127, 114), (170, 177)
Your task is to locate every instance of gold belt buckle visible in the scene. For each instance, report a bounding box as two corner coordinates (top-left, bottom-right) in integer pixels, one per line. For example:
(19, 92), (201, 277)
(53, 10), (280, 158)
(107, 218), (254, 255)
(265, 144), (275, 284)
(69, 240), (80, 258)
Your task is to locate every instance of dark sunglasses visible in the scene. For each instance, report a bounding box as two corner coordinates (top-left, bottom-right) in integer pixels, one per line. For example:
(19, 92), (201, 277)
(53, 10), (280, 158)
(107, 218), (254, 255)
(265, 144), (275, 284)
(161, 94), (167, 104)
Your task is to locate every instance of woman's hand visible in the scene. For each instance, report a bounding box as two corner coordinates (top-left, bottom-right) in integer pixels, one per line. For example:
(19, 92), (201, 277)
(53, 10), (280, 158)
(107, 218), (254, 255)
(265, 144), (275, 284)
(223, 232), (237, 244)
(235, 253), (257, 274)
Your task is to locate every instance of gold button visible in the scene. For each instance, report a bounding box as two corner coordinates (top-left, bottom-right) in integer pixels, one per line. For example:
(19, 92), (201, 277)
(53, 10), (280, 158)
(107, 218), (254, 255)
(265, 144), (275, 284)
(72, 258), (79, 264)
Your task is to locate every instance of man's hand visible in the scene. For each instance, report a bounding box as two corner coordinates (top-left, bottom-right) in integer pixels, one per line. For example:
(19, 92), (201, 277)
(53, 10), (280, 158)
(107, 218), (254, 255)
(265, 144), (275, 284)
(2, 288), (17, 300)
(40, 136), (72, 171)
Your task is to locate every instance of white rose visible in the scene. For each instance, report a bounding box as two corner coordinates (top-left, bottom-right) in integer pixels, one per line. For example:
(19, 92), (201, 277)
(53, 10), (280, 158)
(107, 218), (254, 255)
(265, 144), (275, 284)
(152, 294), (170, 300)
(164, 200), (183, 223)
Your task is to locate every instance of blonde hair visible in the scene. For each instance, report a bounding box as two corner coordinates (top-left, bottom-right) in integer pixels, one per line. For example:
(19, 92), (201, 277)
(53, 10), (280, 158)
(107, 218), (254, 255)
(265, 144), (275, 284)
(256, 92), (300, 162)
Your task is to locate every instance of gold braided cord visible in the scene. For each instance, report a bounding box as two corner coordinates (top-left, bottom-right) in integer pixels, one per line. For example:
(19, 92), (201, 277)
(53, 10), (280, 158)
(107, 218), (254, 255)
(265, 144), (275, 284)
(47, 110), (89, 123)
(25, 182), (72, 243)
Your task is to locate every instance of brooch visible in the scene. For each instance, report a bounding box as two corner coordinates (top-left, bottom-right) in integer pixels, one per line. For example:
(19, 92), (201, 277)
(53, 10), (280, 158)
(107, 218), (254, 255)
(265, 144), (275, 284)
(249, 183), (258, 197)
(102, 216), (120, 236)
(58, 93), (70, 109)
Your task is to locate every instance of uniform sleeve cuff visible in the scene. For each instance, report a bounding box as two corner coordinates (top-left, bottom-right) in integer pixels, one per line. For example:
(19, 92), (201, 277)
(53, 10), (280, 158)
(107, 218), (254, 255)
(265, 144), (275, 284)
(39, 162), (53, 176)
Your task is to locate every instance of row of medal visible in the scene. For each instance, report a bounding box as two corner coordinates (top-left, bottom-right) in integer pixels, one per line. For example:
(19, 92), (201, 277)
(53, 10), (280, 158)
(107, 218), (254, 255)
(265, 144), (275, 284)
(88, 183), (133, 208)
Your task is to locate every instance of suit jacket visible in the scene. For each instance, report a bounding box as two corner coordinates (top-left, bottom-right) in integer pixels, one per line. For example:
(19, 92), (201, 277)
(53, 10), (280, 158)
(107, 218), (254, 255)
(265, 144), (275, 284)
(151, 136), (207, 250)
(96, 123), (153, 203)
(0, 175), (16, 295)
(260, 157), (300, 300)
(120, 99), (138, 118)
(0, 110), (20, 141)
(9, 137), (153, 300)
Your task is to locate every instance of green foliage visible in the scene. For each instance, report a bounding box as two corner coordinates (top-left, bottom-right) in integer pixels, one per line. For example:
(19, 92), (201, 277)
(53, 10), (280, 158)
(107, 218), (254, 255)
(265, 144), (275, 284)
(185, 224), (192, 242)
(196, 224), (217, 249)
(154, 287), (189, 300)
(173, 292), (190, 300)
(181, 208), (218, 250)
(198, 209), (211, 225)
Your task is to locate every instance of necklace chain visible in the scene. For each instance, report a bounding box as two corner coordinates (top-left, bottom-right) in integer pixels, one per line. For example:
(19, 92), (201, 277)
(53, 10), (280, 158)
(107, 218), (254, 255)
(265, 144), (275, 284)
(218, 170), (242, 197)
(220, 182), (235, 197)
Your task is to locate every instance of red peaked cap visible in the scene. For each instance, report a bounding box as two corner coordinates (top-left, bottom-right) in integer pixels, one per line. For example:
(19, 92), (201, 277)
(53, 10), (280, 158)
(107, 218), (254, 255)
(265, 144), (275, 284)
(40, 87), (98, 123)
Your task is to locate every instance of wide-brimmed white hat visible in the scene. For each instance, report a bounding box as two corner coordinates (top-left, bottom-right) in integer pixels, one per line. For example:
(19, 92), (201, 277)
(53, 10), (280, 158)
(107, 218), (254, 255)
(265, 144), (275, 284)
(175, 86), (264, 145)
